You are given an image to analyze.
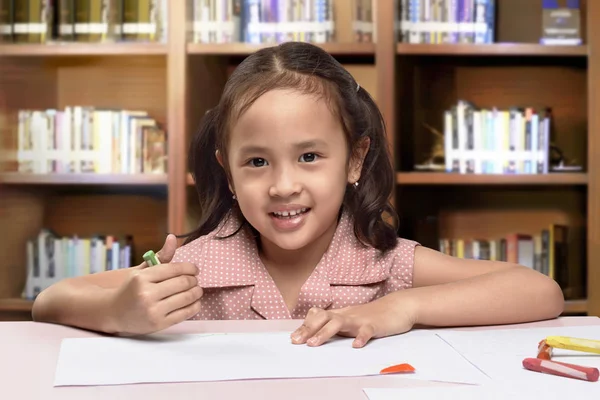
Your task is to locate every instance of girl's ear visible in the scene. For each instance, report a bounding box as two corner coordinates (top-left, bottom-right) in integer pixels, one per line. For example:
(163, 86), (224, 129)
(215, 150), (235, 193)
(215, 149), (224, 167)
(348, 137), (371, 184)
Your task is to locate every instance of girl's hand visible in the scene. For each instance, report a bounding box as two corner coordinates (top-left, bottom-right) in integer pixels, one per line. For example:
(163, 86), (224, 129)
(290, 293), (418, 348)
(108, 235), (203, 336)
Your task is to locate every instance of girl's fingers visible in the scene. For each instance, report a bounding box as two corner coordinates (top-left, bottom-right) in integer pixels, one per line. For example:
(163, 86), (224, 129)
(144, 262), (199, 283)
(291, 307), (331, 344)
(352, 324), (376, 348)
(139, 234), (177, 270)
(292, 306), (379, 348)
(154, 274), (199, 300)
(165, 298), (202, 327)
(159, 286), (203, 315)
(306, 316), (344, 347)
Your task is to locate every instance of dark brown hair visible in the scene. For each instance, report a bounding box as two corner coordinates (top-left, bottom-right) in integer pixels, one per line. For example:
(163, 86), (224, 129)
(184, 41), (398, 253)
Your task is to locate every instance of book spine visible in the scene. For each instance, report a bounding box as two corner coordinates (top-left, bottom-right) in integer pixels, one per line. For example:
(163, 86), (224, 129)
(58, 0), (74, 40)
(485, 0), (494, 43)
(409, 0), (419, 43)
(74, 0), (90, 41)
(0, 0), (14, 42)
(121, 0), (138, 41)
(12, 0), (29, 43)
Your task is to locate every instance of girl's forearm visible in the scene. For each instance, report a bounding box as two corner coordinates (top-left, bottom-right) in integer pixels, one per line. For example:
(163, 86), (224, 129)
(398, 265), (564, 328)
(32, 279), (119, 334)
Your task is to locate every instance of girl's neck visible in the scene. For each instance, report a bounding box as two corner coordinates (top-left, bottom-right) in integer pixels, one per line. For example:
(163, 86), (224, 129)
(258, 219), (338, 275)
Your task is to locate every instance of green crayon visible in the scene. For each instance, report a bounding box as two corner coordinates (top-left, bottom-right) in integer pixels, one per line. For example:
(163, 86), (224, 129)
(143, 250), (160, 266)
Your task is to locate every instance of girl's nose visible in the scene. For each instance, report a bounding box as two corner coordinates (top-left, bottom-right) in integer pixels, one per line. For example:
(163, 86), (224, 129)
(268, 170), (302, 198)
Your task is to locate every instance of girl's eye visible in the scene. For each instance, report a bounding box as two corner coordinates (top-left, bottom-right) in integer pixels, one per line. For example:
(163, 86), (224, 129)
(250, 158), (268, 167)
(299, 153), (318, 163)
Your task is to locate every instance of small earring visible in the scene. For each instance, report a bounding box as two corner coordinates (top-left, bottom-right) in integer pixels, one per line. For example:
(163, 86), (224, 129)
(232, 194), (237, 200)
(353, 181), (359, 187)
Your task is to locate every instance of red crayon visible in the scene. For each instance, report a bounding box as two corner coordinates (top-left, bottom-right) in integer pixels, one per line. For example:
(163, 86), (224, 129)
(522, 357), (599, 382)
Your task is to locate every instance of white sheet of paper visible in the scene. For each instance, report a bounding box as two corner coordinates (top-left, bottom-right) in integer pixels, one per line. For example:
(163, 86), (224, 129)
(54, 330), (490, 386)
(363, 384), (598, 400)
(436, 325), (600, 392)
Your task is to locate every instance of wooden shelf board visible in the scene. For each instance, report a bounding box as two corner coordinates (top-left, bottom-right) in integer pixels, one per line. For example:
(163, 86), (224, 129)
(0, 173), (168, 185)
(396, 43), (588, 56)
(396, 172), (588, 185)
(0, 43), (167, 56)
(563, 299), (587, 314)
(0, 298), (33, 313)
(187, 42), (376, 56)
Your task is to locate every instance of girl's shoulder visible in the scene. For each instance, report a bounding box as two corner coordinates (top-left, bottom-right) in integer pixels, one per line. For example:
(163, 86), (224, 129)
(332, 211), (419, 259)
(172, 213), (248, 264)
(319, 212), (420, 286)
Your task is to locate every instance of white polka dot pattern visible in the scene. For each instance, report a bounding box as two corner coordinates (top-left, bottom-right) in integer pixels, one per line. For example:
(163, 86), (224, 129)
(171, 211), (419, 320)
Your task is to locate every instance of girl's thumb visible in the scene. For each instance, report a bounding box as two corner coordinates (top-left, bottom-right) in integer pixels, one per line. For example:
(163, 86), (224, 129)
(155, 234), (177, 264)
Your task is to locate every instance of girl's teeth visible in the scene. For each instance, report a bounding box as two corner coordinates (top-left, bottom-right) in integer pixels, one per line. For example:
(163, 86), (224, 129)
(274, 208), (308, 217)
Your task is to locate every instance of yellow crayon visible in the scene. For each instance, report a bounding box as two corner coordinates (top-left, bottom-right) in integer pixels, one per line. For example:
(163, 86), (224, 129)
(545, 336), (600, 355)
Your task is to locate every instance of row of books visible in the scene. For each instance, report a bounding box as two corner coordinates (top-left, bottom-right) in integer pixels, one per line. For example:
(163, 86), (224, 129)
(397, 0), (496, 44)
(0, 0), (168, 44)
(439, 224), (573, 296)
(444, 100), (552, 175)
(23, 229), (135, 300)
(15, 107), (167, 175)
(188, 0), (344, 44)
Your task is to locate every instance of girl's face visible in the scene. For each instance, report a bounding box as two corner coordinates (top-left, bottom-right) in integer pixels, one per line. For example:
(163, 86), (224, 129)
(224, 89), (365, 253)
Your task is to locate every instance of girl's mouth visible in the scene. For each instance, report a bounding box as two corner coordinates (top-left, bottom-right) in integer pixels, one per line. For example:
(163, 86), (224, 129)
(269, 208), (311, 231)
(270, 207), (310, 219)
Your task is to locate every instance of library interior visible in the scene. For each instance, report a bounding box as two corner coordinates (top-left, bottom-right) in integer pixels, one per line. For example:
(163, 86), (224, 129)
(0, 0), (596, 325)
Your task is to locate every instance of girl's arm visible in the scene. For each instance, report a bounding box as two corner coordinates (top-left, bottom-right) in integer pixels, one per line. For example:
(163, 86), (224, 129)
(32, 268), (134, 333)
(33, 263), (201, 335)
(290, 246), (564, 348)
(32, 235), (203, 335)
(405, 245), (565, 327)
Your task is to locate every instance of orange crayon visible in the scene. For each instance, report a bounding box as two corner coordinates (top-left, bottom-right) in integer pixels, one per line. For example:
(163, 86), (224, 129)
(537, 339), (553, 360)
(380, 363), (415, 375)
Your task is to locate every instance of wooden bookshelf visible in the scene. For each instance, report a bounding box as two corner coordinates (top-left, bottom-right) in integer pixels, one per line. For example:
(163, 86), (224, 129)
(0, 43), (168, 56)
(0, 299), (32, 322)
(564, 299), (588, 314)
(391, 0), (599, 318)
(1, 1), (599, 323)
(396, 172), (589, 185)
(0, 298), (33, 313)
(0, 173), (168, 185)
(396, 43), (588, 56)
(188, 42), (375, 56)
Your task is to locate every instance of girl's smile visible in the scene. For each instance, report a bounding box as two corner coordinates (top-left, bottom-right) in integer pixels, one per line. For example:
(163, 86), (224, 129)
(269, 205), (311, 232)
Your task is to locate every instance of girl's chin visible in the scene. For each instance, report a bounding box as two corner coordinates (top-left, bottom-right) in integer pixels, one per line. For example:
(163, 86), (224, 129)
(265, 238), (312, 252)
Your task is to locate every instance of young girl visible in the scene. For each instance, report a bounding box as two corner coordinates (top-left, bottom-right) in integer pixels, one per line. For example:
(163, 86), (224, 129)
(32, 41), (564, 348)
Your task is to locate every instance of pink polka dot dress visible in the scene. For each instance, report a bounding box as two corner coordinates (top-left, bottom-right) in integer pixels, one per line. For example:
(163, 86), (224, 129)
(172, 210), (419, 320)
